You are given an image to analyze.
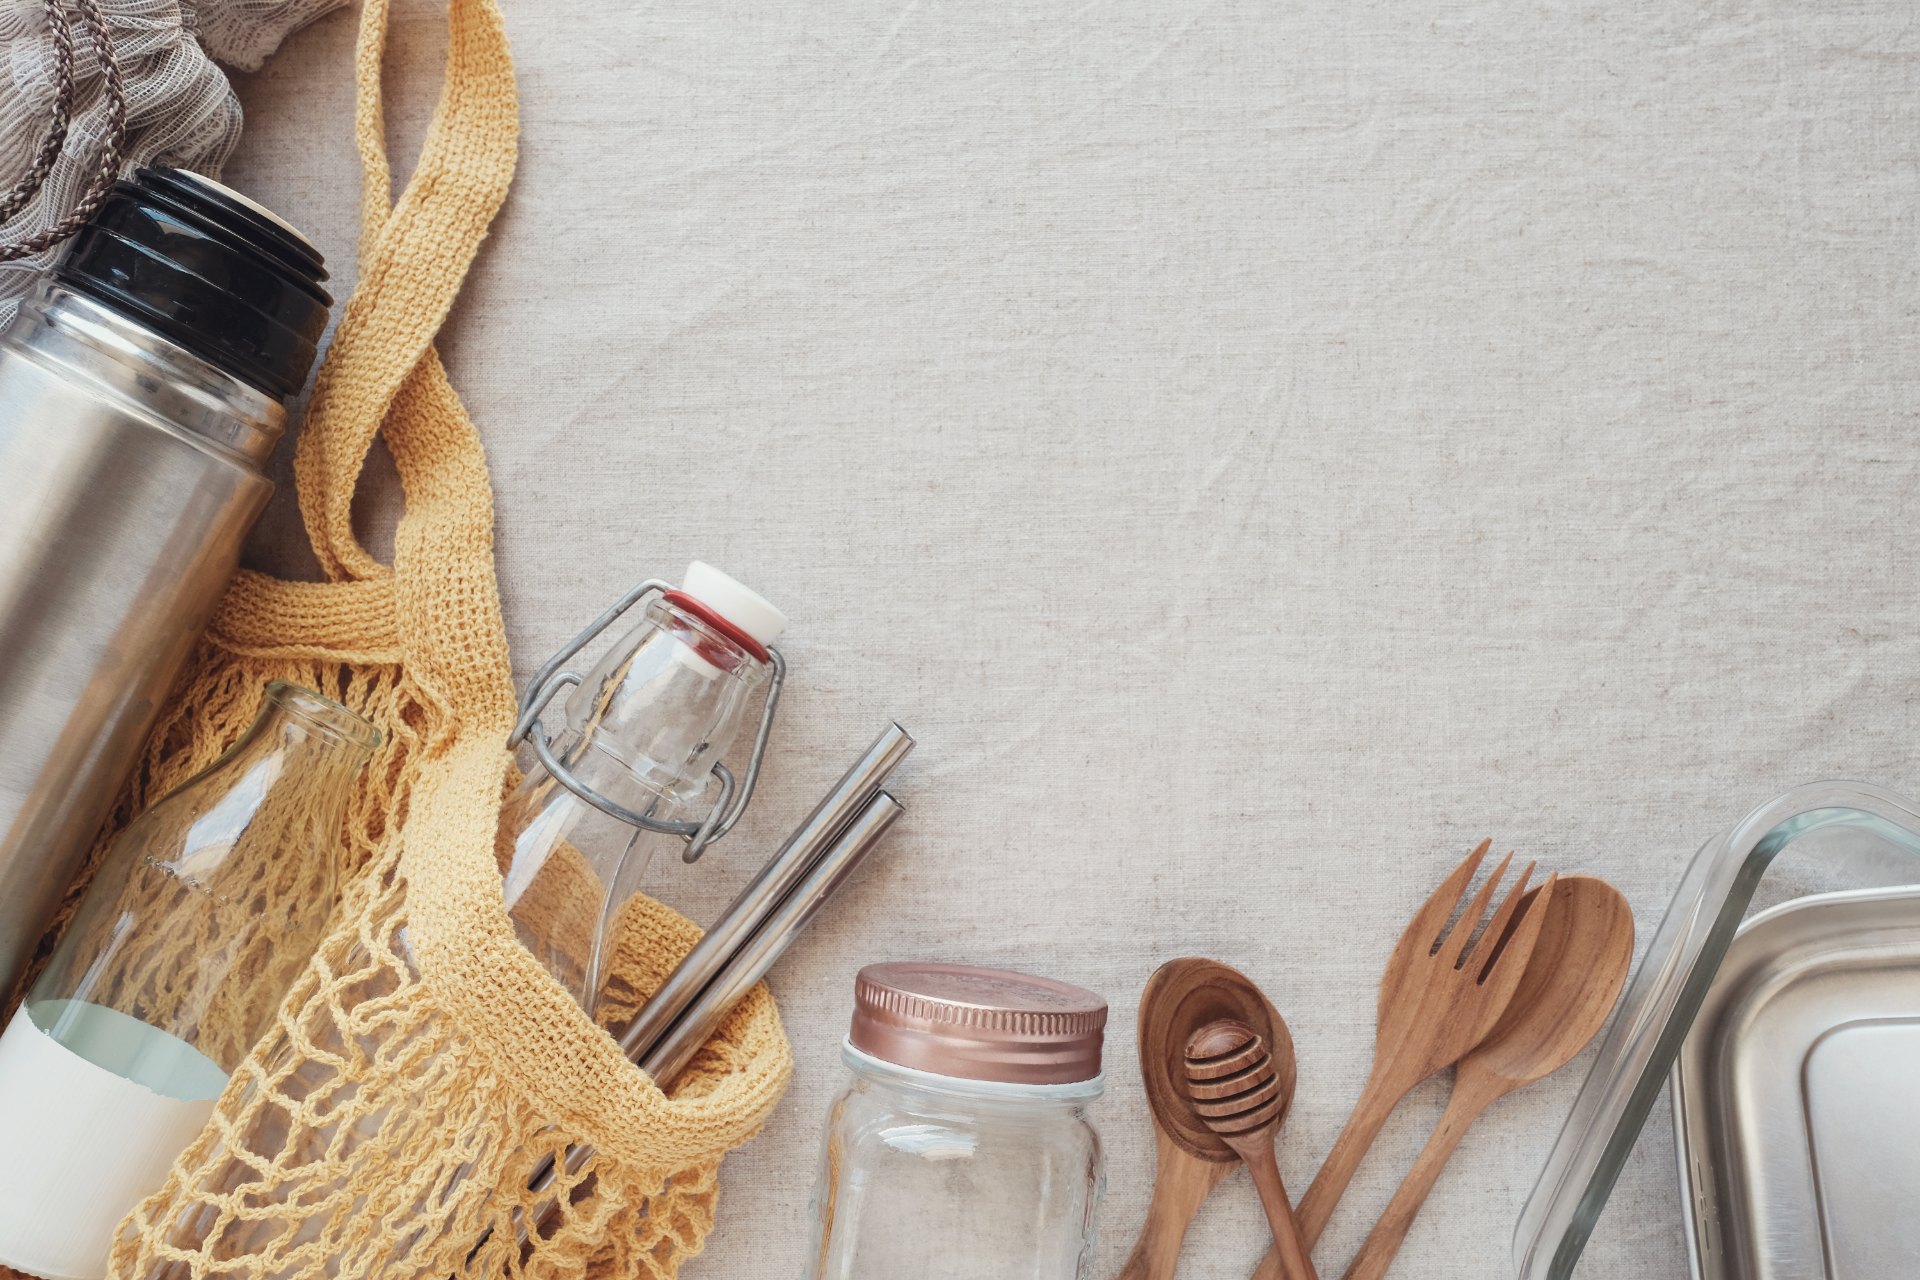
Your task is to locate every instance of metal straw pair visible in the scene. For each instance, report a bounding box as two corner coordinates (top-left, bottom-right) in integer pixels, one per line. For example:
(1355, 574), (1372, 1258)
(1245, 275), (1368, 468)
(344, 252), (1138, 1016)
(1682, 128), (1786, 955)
(516, 721), (914, 1236)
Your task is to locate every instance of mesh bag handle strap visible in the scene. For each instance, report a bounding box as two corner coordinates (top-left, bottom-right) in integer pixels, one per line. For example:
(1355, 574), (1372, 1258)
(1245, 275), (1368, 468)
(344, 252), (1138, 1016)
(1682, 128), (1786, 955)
(291, 0), (520, 600)
(304, 0), (795, 1178)
(0, 0), (128, 263)
(286, 0), (791, 1220)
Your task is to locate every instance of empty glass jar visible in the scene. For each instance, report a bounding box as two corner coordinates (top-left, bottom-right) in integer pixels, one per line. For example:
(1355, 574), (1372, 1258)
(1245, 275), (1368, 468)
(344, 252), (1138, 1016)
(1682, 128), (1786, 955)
(807, 963), (1108, 1280)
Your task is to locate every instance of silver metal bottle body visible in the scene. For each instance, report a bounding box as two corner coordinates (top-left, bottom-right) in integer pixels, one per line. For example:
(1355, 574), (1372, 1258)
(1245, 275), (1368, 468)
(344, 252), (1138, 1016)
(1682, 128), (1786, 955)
(0, 281), (284, 998)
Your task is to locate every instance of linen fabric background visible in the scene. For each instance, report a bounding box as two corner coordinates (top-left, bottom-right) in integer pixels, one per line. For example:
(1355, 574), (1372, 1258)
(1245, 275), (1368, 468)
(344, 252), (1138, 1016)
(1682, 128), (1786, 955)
(219, 2), (1917, 1276)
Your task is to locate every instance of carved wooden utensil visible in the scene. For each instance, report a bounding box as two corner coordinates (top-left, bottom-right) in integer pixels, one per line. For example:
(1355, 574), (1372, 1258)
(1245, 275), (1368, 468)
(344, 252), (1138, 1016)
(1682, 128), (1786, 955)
(1253, 840), (1556, 1280)
(1120, 958), (1292, 1280)
(1340, 876), (1633, 1280)
(1185, 1019), (1318, 1280)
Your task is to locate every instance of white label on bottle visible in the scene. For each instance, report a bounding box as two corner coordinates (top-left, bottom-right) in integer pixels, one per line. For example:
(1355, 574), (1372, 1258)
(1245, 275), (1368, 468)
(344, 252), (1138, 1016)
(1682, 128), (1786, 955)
(0, 1003), (224, 1280)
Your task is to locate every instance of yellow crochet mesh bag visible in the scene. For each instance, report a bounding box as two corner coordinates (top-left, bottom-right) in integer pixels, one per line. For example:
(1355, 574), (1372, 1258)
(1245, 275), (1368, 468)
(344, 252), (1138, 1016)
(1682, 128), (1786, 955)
(6, 0), (792, 1276)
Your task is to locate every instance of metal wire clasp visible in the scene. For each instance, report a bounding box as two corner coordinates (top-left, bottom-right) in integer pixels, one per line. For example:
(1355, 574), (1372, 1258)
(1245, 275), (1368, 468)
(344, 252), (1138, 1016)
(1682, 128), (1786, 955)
(507, 578), (786, 863)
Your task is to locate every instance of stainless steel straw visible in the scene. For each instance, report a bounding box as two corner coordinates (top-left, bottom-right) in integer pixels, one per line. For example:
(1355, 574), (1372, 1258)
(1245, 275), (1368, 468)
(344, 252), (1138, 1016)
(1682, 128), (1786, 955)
(611, 721), (914, 1060)
(512, 727), (912, 1236)
(533, 790), (904, 1196)
(639, 790), (904, 1083)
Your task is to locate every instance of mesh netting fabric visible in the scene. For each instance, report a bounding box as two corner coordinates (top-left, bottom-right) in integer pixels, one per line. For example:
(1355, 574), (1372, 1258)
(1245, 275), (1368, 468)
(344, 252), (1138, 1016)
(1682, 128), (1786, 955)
(0, 0), (343, 326)
(0, 0), (794, 1277)
(48, 698), (357, 1074)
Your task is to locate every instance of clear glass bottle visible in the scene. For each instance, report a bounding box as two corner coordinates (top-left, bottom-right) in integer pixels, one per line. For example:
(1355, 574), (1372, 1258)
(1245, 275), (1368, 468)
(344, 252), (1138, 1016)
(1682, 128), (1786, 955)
(0, 682), (378, 1280)
(808, 963), (1108, 1280)
(499, 561), (786, 1020)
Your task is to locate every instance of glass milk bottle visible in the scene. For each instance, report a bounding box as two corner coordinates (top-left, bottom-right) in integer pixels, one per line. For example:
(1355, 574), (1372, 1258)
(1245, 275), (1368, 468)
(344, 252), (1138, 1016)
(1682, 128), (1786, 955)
(0, 683), (377, 1280)
(808, 963), (1109, 1280)
(501, 561), (787, 1020)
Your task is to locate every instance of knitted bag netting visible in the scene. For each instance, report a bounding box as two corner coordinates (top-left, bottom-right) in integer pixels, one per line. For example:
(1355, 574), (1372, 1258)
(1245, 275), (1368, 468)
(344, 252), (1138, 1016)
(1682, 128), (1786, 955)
(32, 700), (354, 1078)
(0, 0), (345, 328)
(5, 1), (794, 1277)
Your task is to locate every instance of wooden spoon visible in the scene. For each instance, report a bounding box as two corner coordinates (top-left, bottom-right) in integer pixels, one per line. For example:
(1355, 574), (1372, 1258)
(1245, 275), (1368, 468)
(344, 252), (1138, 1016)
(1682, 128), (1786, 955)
(1339, 876), (1633, 1280)
(1186, 1020), (1318, 1280)
(1120, 958), (1293, 1280)
(1253, 841), (1555, 1279)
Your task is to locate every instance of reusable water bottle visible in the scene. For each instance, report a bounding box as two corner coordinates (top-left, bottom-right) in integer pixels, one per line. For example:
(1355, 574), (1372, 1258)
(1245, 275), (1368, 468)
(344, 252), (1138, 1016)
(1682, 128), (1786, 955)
(0, 167), (330, 999)
(501, 561), (788, 1018)
(0, 682), (376, 1280)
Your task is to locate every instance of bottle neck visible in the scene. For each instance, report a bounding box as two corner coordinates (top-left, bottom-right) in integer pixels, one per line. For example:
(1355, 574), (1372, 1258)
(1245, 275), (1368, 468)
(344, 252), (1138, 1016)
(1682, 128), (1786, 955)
(5, 280), (286, 466)
(651, 594), (771, 680)
(560, 596), (770, 802)
(659, 590), (771, 664)
(246, 683), (383, 765)
(158, 685), (378, 880)
(542, 726), (696, 820)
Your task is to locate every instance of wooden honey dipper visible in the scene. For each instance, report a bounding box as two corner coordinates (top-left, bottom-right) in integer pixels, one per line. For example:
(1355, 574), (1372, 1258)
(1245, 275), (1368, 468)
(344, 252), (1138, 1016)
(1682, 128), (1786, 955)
(1185, 1019), (1318, 1280)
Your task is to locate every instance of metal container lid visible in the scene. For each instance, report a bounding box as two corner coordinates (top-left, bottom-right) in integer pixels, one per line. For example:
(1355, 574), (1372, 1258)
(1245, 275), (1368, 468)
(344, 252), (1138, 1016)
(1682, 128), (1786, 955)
(53, 167), (331, 399)
(850, 962), (1107, 1086)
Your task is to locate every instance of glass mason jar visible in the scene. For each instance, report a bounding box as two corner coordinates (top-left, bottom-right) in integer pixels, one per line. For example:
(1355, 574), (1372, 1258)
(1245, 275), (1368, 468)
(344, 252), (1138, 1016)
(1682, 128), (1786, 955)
(0, 682), (377, 1280)
(808, 963), (1108, 1280)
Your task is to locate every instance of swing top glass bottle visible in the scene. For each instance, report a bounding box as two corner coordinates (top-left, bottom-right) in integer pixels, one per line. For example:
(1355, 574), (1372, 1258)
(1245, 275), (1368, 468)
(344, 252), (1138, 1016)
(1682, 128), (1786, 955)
(498, 561), (787, 1020)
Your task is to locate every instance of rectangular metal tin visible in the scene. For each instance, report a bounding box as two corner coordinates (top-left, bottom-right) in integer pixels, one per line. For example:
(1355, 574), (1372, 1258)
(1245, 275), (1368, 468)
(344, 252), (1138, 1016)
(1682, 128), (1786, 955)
(1672, 886), (1920, 1279)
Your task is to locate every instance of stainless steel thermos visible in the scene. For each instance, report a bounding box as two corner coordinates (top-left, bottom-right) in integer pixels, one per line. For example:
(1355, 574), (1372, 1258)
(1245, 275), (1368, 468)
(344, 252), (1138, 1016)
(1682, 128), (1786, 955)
(0, 167), (330, 997)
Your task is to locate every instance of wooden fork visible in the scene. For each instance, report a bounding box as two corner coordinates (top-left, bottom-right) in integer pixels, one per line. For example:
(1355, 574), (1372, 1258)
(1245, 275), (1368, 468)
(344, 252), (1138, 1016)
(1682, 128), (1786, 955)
(1251, 840), (1556, 1280)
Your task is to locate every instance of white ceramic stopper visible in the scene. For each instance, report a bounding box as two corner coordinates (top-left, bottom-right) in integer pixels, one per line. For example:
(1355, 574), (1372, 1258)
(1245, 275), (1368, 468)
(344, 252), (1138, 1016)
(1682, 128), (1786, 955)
(682, 561), (787, 648)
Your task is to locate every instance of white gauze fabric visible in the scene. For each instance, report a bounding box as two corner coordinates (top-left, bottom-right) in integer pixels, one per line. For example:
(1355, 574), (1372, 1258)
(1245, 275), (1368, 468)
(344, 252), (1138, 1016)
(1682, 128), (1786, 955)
(0, 0), (343, 327)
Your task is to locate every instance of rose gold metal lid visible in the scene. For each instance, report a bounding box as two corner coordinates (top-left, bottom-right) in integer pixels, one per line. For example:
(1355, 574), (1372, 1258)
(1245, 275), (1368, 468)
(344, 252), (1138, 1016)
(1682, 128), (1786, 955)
(849, 962), (1108, 1086)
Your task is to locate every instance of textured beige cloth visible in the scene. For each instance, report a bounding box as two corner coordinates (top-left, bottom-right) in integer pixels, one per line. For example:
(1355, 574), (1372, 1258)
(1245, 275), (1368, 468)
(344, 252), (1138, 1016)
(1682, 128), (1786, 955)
(220, 1), (1919, 1276)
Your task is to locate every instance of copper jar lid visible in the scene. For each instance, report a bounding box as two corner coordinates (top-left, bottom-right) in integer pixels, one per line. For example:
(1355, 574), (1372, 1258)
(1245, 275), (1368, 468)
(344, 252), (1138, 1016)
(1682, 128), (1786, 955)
(849, 962), (1108, 1086)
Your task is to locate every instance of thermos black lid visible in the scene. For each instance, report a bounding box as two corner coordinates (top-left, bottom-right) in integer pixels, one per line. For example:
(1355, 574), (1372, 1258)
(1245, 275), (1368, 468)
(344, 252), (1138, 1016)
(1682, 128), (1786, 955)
(53, 167), (331, 400)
